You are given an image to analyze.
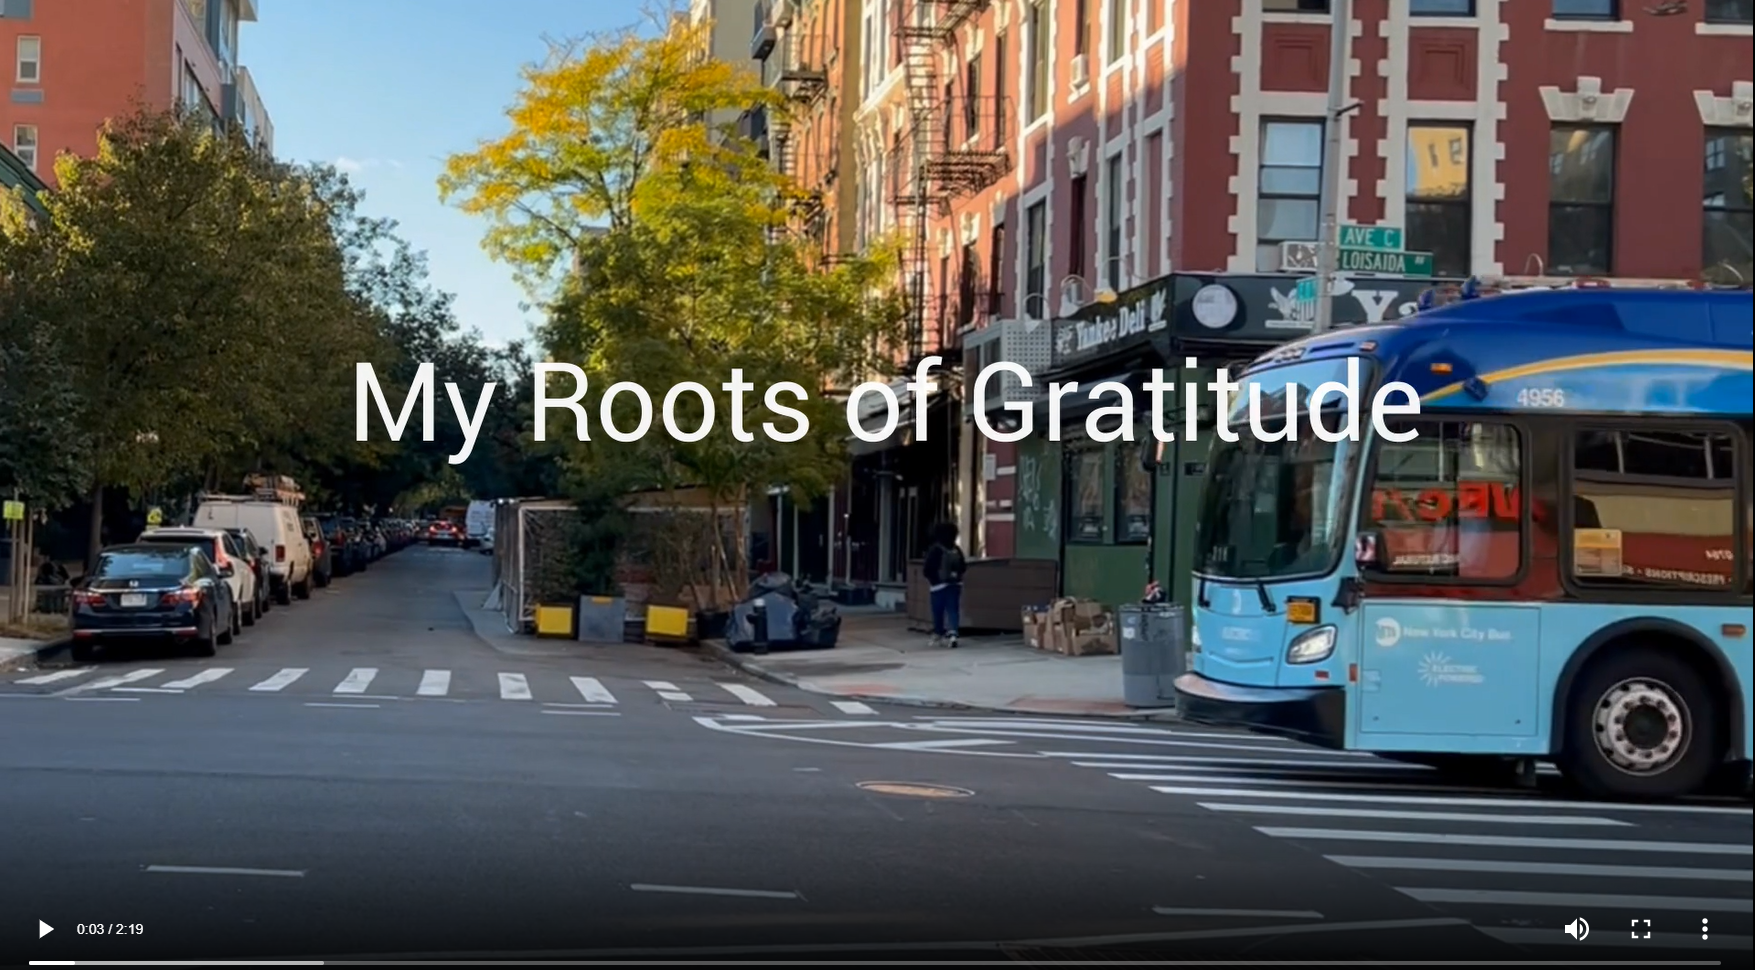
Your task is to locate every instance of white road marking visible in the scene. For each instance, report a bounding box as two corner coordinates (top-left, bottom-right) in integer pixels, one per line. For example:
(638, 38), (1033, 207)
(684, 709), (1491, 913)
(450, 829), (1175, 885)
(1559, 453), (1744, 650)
(657, 691), (692, 701)
(305, 702), (379, 709)
(934, 718), (1290, 742)
(570, 676), (616, 703)
(1147, 785), (1670, 814)
(145, 865), (305, 878)
(333, 668), (377, 694)
(833, 701), (877, 715)
(1152, 907), (1323, 919)
(250, 668), (307, 691)
(873, 738), (1013, 750)
(160, 668), (233, 690)
(644, 680), (679, 690)
(15, 669), (95, 685)
(920, 726), (1350, 755)
(541, 709), (620, 717)
(629, 883), (800, 900)
(690, 716), (1050, 758)
(1396, 886), (1750, 912)
(720, 714), (765, 722)
(1066, 755), (1417, 771)
(1326, 855), (1752, 881)
(498, 673), (532, 700)
(721, 684), (776, 706)
(62, 668), (164, 694)
(417, 670), (451, 696)
(1256, 826), (1752, 854)
(1478, 926), (1751, 951)
(65, 696), (139, 702)
(1201, 802), (1630, 825)
(1113, 772), (1752, 814)
(112, 687), (183, 693)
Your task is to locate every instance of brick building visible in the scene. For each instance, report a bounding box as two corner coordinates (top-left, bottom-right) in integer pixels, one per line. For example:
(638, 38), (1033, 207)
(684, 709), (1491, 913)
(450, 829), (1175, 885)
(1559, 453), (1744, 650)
(748, 0), (1752, 615)
(2, 0), (270, 186)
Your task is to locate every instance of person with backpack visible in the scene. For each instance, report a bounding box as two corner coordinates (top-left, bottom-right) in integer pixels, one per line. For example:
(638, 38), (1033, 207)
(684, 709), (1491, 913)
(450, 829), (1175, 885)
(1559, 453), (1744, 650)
(921, 521), (967, 648)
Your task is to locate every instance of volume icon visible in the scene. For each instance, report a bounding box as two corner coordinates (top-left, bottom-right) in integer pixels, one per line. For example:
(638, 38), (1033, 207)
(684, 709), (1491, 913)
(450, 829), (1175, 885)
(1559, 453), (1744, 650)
(1565, 917), (1591, 940)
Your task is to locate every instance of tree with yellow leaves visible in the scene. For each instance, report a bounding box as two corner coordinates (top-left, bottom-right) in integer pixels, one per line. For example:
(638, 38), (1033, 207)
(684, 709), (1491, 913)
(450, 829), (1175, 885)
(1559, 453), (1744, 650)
(442, 11), (906, 594)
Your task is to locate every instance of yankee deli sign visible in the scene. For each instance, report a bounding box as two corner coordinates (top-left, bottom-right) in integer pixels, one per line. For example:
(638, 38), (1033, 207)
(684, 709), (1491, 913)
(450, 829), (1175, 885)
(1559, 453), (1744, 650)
(1053, 288), (1169, 365)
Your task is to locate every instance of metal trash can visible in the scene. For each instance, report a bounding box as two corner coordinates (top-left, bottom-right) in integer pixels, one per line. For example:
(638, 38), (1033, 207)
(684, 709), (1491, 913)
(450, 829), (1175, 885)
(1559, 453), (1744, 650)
(1118, 603), (1186, 709)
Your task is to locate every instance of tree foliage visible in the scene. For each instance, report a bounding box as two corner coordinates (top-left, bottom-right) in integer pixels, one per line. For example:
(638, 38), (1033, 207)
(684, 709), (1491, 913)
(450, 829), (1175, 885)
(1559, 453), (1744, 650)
(442, 15), (907, 558)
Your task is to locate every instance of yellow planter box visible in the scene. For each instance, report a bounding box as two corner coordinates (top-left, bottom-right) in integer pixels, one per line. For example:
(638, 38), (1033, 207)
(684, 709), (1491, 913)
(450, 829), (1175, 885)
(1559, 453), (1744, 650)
(645, 604), (692, 640)
(534, 604), (576, 638)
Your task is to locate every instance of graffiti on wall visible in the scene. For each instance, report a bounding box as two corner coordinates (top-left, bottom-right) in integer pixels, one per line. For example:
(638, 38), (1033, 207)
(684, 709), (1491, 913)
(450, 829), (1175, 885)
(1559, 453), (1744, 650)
(1016, 453), (1058, 543)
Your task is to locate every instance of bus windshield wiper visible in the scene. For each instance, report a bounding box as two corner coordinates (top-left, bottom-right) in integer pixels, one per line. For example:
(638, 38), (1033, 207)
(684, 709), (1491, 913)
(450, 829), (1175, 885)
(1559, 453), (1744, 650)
(1252, 577), (1277, 614)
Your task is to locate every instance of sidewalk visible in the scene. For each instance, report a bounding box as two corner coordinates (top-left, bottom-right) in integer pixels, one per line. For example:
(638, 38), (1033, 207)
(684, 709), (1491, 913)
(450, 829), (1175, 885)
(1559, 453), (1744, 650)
(706, 611), (1179, 720)
(0, 588), (69, 671)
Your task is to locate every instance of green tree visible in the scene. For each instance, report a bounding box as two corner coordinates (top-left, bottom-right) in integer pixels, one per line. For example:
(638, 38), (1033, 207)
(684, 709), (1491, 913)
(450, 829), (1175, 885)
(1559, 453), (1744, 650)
(441, 15), (905, 584)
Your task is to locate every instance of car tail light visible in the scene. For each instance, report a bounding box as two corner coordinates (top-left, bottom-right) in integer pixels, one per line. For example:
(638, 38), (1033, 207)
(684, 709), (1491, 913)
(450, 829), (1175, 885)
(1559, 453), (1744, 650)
(313, 539), (325, 555)
(160, 587), (202, 606)
(275, 544), (286, 561)
(73, 590), (106, 607)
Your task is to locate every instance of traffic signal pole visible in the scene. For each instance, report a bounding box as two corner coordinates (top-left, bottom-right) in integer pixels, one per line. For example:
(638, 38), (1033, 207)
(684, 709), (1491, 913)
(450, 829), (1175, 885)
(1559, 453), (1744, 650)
(1312, 0), (1352, 335)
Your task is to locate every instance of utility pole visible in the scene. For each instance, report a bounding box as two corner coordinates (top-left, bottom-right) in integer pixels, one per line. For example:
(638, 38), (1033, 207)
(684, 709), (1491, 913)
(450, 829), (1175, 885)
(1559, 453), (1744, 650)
(1312, 0), (1352, 335)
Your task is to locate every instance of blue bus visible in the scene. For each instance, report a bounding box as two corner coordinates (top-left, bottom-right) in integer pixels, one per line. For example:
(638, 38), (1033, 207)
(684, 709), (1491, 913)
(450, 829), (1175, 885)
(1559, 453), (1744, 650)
(1174, 286), (1753, 799)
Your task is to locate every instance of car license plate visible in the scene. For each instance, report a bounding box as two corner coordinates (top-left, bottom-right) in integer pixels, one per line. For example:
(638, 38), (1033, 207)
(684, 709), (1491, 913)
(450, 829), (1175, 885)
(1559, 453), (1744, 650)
(120, 593), (149, 608)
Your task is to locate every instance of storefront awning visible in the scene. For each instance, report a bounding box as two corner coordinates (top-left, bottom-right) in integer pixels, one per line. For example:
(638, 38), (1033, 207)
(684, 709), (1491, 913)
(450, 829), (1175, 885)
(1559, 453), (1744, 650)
(844, 375), (948, 457)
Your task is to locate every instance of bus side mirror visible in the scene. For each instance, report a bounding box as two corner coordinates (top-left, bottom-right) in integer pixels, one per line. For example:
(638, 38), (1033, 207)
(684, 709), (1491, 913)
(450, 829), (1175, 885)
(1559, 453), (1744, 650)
(1354, 532), (1382, 570)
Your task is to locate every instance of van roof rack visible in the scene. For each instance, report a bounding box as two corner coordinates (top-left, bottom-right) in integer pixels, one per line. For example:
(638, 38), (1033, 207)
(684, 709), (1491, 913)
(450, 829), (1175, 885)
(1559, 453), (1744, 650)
(198, 488), (304, 506)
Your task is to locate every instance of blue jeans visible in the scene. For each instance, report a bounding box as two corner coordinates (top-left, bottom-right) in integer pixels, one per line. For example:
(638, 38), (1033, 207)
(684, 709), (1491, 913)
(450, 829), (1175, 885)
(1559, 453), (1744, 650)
(929, 584), (962, 637)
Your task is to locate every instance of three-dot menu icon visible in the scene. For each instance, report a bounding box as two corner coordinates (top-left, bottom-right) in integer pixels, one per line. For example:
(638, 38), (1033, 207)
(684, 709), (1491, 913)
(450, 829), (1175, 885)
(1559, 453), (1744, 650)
(1702, 918), (1709, 941)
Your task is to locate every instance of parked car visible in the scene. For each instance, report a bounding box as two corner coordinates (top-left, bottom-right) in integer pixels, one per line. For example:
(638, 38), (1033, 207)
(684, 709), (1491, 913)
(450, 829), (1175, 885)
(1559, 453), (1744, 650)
(136, 528), (252, 634)
(192, 497), (313, 603)
(302, 515), (333, 587)
(426, 519), (463, 547)
(71, 544), (236, 661)
(221, 526), (274, 620)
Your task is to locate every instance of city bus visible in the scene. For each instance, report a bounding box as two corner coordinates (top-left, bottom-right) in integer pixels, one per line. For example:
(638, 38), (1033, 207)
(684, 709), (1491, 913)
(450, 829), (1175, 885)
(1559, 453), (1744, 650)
(1174, 284), (1752, 799)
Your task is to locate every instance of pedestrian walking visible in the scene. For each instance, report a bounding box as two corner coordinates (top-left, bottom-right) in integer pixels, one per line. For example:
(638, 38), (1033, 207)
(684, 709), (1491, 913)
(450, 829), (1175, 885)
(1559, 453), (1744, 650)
(921, 521), (966, 648)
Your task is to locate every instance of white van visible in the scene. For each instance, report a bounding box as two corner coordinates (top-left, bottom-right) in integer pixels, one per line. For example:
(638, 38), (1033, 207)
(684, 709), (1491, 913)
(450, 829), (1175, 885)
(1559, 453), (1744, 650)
(464, 500), (494, 550)
(194, 499), (314, 604)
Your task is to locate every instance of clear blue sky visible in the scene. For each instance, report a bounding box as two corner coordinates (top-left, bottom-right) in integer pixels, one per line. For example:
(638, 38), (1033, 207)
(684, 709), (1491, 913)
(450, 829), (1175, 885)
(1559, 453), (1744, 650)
(242, 0), (645, 348)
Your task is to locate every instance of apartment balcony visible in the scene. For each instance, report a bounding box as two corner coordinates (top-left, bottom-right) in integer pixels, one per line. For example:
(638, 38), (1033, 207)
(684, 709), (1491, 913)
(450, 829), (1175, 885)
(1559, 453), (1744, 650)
(921, 94), (1014, 199)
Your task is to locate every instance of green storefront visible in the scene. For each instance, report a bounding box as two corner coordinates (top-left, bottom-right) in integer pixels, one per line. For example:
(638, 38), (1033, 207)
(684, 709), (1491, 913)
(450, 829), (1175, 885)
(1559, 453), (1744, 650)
(1013, 272), (1445, 609)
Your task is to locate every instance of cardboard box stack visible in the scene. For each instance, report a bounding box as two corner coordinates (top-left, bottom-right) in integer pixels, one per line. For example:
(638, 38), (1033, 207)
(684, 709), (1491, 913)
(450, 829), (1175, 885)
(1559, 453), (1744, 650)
(1020, 597), (1118, 656)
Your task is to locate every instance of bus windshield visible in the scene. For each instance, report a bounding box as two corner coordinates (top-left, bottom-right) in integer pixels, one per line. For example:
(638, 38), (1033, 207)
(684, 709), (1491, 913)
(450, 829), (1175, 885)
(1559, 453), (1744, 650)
(1194, 357), (1369, 581)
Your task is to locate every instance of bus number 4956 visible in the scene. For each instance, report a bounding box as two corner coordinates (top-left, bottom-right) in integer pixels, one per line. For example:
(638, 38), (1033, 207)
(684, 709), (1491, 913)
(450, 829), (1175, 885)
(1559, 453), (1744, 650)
(1516, 388), (1567, 407)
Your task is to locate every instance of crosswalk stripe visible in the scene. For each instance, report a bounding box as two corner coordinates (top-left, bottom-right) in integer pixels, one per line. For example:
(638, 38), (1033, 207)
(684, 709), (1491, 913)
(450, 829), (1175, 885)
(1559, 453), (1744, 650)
(250, 668), (307, 691)
(1395, 886), (1750, 912)
(645, 680), (691, 701)
(333, 668), (377, 694)
(160, 668), (233, 690)
(833, 701), (876, 715)
(1255, 826), (1752, 854)
(1201, 801), (1631, 826)
(16, 668), (95, 685)
(498, 673), (531, 700)
(570, 677), (616, 703)
(1325, 855), (1753, 881)
(720, 684), (775, 706)
(418, 670), (451, 696)
(72, 668), (165, 692)
(1144, 784), (1642, 812)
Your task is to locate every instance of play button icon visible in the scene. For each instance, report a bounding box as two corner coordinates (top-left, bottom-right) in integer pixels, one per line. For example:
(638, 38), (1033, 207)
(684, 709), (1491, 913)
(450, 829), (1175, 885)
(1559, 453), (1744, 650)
(39, 920), (53, 938)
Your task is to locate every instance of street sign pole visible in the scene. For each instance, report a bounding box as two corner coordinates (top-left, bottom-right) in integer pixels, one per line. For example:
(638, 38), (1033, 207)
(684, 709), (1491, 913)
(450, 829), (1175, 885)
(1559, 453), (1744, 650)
(1313, 0), (1351, 335)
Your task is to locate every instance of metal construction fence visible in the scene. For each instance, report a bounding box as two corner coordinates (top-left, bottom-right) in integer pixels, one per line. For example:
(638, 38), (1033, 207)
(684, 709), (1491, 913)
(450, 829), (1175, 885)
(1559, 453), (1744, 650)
(493, 498), (576, 634)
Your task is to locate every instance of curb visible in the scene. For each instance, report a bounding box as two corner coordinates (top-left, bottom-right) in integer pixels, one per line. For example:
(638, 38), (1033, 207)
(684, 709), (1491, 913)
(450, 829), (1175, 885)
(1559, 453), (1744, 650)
(0, 636), (71, 673)
(703, 640), (1181, 723)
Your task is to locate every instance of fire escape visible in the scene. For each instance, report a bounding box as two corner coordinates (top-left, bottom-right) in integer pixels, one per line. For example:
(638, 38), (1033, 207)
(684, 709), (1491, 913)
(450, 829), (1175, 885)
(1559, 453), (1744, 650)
(893, 0), (1010, 370)
(775, 1), (830, 242)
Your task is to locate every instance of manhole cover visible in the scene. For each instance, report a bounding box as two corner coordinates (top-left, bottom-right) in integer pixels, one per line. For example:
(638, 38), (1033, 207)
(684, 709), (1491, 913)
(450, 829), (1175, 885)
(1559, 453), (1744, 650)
(856, 781), (974, 798)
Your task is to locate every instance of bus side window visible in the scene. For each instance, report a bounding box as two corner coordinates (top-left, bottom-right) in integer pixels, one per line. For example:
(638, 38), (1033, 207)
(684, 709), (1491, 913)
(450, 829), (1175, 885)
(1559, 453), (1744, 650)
(1566, 428), (1740, 594)
(1362, 420), (1523, 581)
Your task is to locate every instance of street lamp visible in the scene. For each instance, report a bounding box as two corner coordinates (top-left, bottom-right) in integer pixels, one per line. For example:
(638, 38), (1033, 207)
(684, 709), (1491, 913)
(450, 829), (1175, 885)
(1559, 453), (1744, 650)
(1312, 0), (1355, 335)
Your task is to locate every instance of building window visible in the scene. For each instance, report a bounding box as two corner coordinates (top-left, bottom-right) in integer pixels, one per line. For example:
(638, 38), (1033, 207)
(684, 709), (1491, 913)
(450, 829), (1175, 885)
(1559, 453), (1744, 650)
(1103, 153), (1124, 290)
(1024, 200), (1047, 318)
(1705, 0), (1754, 24)
(1114, 449), (1151, 543)
(988, 221), (1006, 313)
(964, 55), (981, 140)
(1551, 0), (1618, 19)
(15, 35), (39, 83)
(1406, 124), (1471, 278)
(1549, 125), (1616, 276)
(1703, 129), (1753, 284)
(1411, 0), (1475, 13)
(1147, 0), (1163, 33)
(1256, 119), (1324, 273)
(1068, 174), (1088, 279)
(942, 82), (956, 150)
(1106, 0), (1126, 64)
(1027, 1), (1049, 122)
(1361, 421), (1524, 581)
(1568, 429), (1740, 593)
(1073, 0), (1090, 58)
(993, 33), (1008, 140)
(957, 241), (979, 329)
(11, 124), (36, 171)
(1069, 449), (1105, 542)
(860, 11), (874, 97)
(1263, 0), (1330, 11)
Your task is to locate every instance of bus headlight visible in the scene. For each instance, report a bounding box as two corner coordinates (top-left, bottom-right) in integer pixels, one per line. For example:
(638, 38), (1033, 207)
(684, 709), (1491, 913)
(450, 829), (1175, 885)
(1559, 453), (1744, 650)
(1286, 625), (1337, 664)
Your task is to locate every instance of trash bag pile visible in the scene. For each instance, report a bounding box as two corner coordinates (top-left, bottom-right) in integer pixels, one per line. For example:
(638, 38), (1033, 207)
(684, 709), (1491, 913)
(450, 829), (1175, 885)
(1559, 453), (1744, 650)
(724, 572), (841, 652)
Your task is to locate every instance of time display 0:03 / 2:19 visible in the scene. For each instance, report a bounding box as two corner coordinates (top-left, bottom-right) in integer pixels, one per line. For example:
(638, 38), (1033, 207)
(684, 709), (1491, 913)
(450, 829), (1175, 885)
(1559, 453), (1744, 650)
(76, 924), (144, 935)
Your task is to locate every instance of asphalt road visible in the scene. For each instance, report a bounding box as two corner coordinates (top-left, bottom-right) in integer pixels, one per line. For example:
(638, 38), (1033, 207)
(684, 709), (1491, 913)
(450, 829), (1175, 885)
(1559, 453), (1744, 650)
(3, 546), (1747, 962)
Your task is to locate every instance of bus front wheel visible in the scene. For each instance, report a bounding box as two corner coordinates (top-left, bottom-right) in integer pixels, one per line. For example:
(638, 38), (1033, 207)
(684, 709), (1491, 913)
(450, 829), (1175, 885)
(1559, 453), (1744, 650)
(1558, 648), (1722, 800)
